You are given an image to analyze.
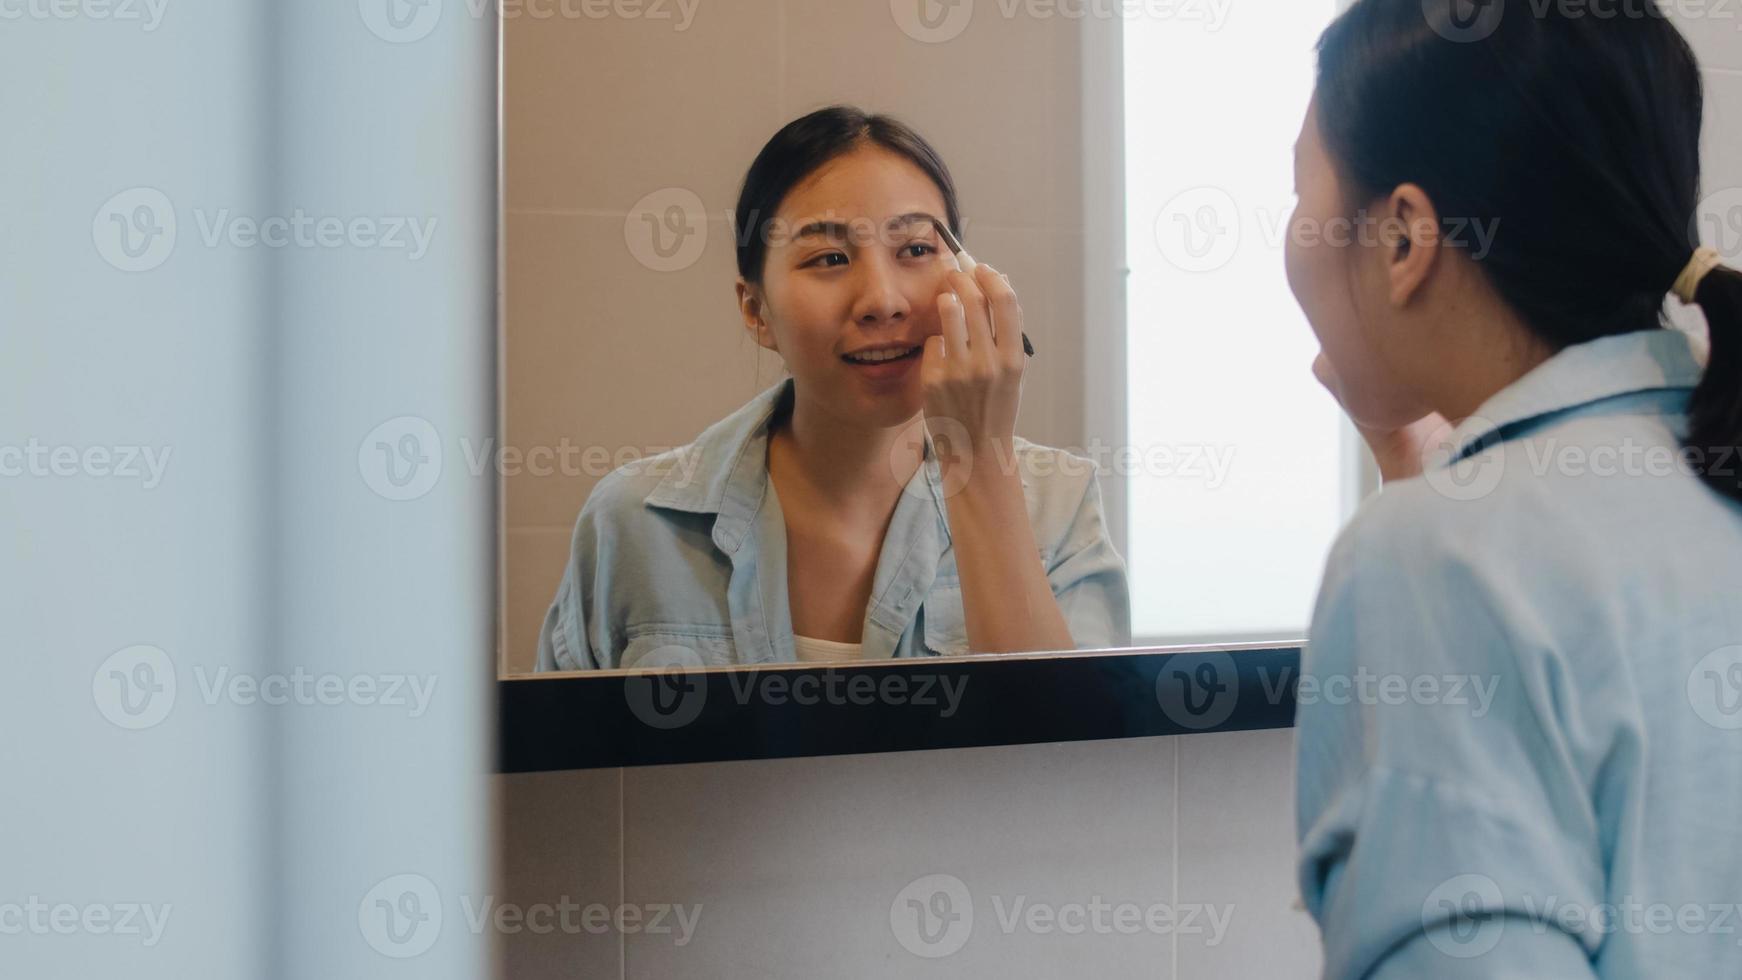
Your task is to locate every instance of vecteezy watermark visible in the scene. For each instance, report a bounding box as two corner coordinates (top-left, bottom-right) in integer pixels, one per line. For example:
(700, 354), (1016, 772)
(357, 874), (700, 958)
(1423, 0), (1508, 43)
(893, 416), (1239, 504)
(457, 895), (701, 944)
(92, 645), (178, 730)
(92, 187), (176, 273)
(1420, 873), (1742, 960)
(91, 645), (439, 730)
(359, 416), (443, 502)
(0, 0), (169, 29)
(1696, 186), (1742, 264)
(0, 440), (172, 489)
(890, 0), (1232, 43)
(1688, 645), (1742, 730)
(1420, 873), (1508, 957)
(0, 898), (172, 948)
(1418, 417), (1742, 502)
(1265, 665), (1500, 718)
(92, 187), (438, 273)
(1161, 658), (1502, 731)
(626, 187), (710, 272)
(359, 874), (443, 958)
(457, 437), (706, 483)
(889, 874), (1234, 959)
(1433, 0), (1742, 45)
(619, 644), (971, 730)
(1151, 187), (1501, 273)
(358, 0), (700, 42)
(1156, 650), (1241, 730)
(190, 666), (438, 718)
(1419, 416), (1507, 503)
(359, 417), (715, 502)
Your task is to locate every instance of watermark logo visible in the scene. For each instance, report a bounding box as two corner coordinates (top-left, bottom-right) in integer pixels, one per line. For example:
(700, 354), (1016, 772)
(1421, 416), (1506, 502)
(1156, 650), (1239, 730)
(1422, 873), (1506, 957)
(1688, 645), (1742, 730)
(359, 416), (443, 502)
(360, 0), (441, 42)
(890, 875), (1233, 958)
(1153, 187), (1241, 273)
(891, 0), (974, 42)
(359, 873), (443, 958)
(890, 874), (975, 958)
(625, 187), (708, 273)
(1695, 186), (1742, 265)
(92, 644), (177, 730)
(93, 187), (177, 272)
(624, 644), (709, 729)
(897, 415), (976, 502)
(96, 189), (437, 270)
(1427, 0), (1505, 42)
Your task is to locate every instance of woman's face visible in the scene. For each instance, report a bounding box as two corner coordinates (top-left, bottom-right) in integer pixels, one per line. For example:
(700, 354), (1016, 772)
(739, 145), (953, 430)
(1285, 98), (1431, 430)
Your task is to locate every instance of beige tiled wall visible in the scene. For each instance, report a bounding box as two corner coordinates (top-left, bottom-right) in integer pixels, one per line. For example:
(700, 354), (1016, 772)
(498, 728), (1323, 980)
(501, 1), (1091, 672)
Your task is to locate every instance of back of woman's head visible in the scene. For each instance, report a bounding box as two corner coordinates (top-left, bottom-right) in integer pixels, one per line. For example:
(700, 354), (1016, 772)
(1316, 0), (1742, 503)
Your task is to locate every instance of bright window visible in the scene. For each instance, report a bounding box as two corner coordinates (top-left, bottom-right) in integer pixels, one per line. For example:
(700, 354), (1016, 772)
(1121, 3), (1359, 643)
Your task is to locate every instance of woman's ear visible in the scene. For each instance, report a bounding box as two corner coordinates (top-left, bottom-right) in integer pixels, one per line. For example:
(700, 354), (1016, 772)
(1384, 183), (1441, 308)
(735, 278), (779, 352)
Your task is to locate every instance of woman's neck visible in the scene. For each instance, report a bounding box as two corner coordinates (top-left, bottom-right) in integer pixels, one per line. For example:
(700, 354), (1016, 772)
(769, 390), (926, 518)
(1415, 291), (1559, 425)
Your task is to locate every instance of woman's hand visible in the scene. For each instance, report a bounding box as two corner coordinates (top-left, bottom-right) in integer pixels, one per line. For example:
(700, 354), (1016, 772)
(919, 262), (1026, 484)
(916, 263), (1073, 653)
(1312, 351), (1447, 484)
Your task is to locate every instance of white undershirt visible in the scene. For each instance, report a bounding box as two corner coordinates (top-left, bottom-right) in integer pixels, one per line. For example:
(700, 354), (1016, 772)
(792, 634), (867, 663)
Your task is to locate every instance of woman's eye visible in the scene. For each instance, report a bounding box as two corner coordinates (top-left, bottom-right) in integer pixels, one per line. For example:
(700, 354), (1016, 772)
(902, 243), (936, 259)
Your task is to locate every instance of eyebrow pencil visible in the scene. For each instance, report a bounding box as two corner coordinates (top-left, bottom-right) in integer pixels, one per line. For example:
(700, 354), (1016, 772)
(932, 219), (1035, 358)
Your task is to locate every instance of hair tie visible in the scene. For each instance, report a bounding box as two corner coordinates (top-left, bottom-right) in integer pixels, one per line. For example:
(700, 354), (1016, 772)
(1673, 246), (1725, 305)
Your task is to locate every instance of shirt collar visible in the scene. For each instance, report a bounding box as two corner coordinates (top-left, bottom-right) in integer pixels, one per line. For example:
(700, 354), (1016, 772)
(641, 378), (953, 552)
(1444, 327), (1704, 463)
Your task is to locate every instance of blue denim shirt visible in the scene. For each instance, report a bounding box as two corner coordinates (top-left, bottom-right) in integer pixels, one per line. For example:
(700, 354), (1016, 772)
(1297, 328), (1742, 978)
(536, 380), (1131, 670)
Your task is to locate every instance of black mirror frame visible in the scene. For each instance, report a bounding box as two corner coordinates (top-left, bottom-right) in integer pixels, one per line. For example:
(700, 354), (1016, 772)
(499, 642), (1301, 772)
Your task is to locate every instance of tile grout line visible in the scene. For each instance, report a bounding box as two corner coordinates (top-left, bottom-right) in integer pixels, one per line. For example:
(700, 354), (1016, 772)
(1171, 737), (1180, 980)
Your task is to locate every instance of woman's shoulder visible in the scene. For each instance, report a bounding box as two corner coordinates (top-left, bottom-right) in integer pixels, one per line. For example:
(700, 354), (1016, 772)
(572, 445), (708, 536)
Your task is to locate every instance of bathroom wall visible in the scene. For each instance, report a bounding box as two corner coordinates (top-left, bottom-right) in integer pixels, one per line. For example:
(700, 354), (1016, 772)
(493, 5), (1742, 980)
(502, 0), (1090, 671)
(499, 728), (1319, 979)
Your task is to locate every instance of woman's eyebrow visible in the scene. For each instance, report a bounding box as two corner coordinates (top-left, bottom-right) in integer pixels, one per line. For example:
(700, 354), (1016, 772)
(888, 211), (944, 233)
(791, 219), (853, 242)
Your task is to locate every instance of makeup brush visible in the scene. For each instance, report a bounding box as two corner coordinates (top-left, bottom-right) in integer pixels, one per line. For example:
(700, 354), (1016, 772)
(932, 219), (1035, 358)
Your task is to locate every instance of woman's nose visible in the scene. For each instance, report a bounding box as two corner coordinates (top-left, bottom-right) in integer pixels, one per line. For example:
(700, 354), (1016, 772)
(850, 256), (912, 325)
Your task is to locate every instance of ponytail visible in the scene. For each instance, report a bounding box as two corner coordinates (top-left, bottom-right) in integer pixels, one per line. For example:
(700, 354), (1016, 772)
(1688, 265), (1742, 505)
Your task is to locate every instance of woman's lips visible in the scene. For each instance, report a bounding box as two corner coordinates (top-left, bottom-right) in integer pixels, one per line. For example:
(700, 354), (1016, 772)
(841, 344), (923, 380)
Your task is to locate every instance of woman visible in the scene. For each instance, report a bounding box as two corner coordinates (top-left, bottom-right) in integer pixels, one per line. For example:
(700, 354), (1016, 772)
(537, 106), (1130, 670)
(1289, 1), (1742, 976)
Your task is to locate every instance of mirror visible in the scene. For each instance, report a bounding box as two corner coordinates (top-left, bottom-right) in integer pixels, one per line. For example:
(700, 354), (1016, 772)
(498, 1), (1356, 682)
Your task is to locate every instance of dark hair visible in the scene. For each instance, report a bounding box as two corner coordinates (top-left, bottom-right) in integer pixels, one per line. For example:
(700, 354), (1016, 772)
(732, 105), (962, 284)
(1315, 0), (1742, 503)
